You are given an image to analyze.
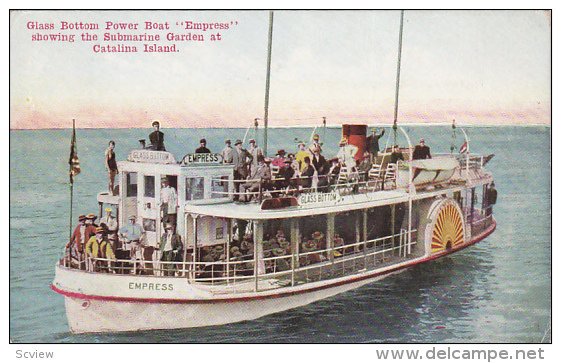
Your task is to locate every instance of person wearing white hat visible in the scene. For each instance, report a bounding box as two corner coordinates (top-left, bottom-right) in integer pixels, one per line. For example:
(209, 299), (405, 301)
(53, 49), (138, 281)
(336, 137), (358, 169)
(99, 207), (118, 242)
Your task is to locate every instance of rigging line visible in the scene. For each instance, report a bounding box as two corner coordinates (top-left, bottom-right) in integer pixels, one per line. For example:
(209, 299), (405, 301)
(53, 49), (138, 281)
(392, 10), (405, 144)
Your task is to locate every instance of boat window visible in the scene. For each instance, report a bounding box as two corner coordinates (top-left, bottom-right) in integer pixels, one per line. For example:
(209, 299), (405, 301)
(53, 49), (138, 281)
(211, 176), (229, 198)
(144, 175), (155, 198)
(125, 172), (138, 197)
(142, 218), (156, 232)
(186, 177), (205, 200)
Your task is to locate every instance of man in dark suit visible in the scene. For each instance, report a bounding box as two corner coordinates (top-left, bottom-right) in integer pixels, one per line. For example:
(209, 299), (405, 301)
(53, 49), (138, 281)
(149, 121), (166, 151)
(366, 127), (385, 160)
(231, 139), (253, 201)
(486, 182), (498, 216)
(412, 138), (432, 160)
(158, 224), (183, 276)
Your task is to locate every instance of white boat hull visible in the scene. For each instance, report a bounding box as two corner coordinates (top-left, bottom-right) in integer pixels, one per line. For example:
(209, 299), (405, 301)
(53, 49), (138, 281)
(53, 220), (495, 334)
(61, 272), (391, 333)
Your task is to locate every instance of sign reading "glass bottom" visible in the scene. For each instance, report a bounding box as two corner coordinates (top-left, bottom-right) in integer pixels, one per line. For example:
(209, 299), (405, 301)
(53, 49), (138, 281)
(298, 191), (341, 206)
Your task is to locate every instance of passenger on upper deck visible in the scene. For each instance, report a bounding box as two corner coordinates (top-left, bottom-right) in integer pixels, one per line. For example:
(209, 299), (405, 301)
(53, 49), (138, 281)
(105, 141), (118, 196)
(248, 139), (264, 173)
(295, 141), (310, 169)
(221, 139), (233, 163)
(310, 134), (323, 154)
(160, 177), (177, 226)
(275, 159), (295, 190)
(412, 138), (432, 160)
(195, 138), (211, 154)
(231, 139), (253, 201)
(337, 137), (358, 169)
(328, 158), (341, 185)
(390, 145), (405, 164)
(310, 145), (328, 175)
(148, 121), (166, 151)
(358, 152), (372, 178)
(239, 155), (271, 202)
(300, 156), (316, 190)
(366, 127), (385, 160)
(271, 149), (287, 167)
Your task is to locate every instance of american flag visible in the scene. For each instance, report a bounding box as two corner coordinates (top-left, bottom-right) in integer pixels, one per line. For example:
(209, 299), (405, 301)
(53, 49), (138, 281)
(68, 120), (80, 184)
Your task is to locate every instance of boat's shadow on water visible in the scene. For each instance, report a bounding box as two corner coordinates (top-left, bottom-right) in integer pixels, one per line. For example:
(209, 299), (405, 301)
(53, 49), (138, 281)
(64, 246), (494, 343)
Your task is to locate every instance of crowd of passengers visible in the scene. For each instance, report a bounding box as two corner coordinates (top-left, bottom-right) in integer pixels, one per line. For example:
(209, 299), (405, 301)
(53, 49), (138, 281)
(196, 228), (356, 279)
(105, 122), (433, 200)
(64, 209), (357, 277)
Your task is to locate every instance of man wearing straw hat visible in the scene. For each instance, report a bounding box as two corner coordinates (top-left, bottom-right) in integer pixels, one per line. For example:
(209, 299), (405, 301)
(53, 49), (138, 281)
(66, 214), (96, 268)
(99, 207), (118, 242)
(337, 137), (358, 169)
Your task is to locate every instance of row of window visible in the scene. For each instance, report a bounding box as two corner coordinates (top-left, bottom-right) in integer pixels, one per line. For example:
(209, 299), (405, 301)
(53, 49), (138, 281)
(124, 173), (229, 200)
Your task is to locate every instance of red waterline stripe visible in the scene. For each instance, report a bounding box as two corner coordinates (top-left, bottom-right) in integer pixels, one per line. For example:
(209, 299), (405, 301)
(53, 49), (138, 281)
(51, 220), (496, 304)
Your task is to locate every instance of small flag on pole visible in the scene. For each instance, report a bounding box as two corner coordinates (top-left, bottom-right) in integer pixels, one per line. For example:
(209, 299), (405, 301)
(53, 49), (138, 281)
(68, 120), (81, 184)
(459, 141), (468, 154)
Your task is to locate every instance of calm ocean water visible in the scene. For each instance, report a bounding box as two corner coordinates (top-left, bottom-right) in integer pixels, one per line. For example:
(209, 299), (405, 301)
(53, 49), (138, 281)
(9, 125), (551, 343)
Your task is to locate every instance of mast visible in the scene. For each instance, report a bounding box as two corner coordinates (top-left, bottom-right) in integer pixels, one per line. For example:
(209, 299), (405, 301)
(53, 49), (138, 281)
(392, 10), (405, 143)
(263, 11), (274, 156)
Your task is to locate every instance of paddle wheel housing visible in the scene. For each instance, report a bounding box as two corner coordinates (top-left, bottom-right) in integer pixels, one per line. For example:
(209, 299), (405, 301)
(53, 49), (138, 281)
(423, 198), (466, 254)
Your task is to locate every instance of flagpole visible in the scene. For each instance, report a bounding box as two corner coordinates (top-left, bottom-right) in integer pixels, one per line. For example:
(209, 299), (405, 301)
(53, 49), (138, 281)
(69, 119), (75, 243)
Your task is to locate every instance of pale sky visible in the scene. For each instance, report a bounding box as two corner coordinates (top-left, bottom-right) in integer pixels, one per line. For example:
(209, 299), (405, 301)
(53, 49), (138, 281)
(10, 10), (551, 129)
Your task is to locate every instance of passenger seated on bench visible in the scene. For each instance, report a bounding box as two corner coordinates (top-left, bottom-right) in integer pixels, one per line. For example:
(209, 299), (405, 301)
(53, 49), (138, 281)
(300, 156), (315, 190)
(240, 236), (254, 256)
(390, 145), (405, 164)
(328, 158), (341, 185)
(239, 155), (271, 202)
(333, 234), (345, 257)
(358, 152), (372, 180)
(275, 159), (295, 191)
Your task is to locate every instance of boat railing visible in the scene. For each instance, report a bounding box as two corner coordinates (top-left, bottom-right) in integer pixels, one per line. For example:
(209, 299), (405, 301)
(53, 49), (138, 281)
(210, 168), (401, 203)
(469, 207), (494, 236)
(66, 229), (418, 291)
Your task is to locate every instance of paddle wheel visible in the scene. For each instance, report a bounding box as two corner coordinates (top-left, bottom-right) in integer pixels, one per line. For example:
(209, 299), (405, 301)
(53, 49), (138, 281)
(425, 198), (466, 254)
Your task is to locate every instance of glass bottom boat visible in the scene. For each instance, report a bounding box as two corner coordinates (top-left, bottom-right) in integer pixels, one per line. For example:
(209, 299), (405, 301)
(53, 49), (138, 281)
(51, 126), (496, 333)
